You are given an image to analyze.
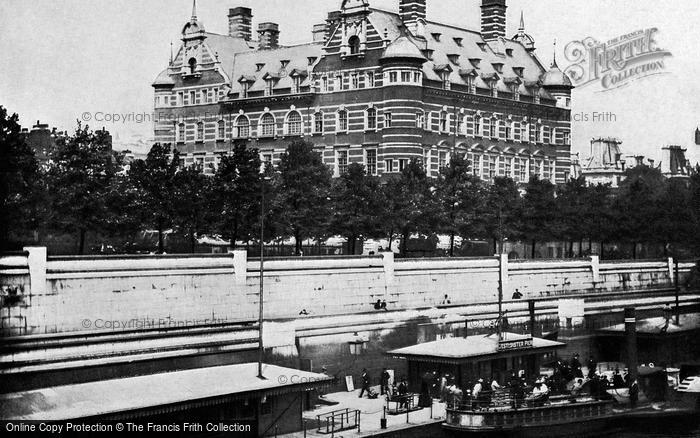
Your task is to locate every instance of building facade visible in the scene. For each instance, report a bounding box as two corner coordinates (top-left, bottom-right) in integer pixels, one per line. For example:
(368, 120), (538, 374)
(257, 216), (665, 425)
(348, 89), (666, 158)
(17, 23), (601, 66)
(152, 0), (573, 183)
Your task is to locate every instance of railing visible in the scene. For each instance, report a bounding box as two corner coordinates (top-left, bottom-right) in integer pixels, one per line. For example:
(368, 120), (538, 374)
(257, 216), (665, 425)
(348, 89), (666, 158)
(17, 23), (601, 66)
(316, 408), (360, 434)
(386, 393), (420, 414)
(444, 396), (613, 430)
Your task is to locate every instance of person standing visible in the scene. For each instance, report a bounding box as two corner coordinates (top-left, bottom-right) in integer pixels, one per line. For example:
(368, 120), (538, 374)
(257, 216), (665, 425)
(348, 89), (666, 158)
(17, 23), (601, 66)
(587, 355), (597, 378)
(359, 368), (370, 398)
(629, 379), (639, 408)
(380, 368), (390, 395)
(570, 353), (583, 378)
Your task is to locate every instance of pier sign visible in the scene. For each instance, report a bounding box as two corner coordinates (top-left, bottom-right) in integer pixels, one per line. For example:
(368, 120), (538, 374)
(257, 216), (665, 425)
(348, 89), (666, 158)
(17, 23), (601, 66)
(497, 337), (534, 351)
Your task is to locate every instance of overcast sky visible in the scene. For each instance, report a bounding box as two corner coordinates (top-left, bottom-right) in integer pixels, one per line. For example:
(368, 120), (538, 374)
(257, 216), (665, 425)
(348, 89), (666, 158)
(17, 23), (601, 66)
(1, 0), (698, 164)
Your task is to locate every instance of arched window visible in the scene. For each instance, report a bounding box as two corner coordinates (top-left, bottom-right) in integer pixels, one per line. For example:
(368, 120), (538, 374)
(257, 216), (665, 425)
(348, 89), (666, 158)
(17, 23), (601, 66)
(286, 111), (302, 135)
(314, 112), (324, 133)
(217, 120), (225, 140)
(177, 122), (185, 142)
(338, 110), (348, 132)
(196, 121), (204, 141)
(348, 35), (360, 54)
(188, 58), (197, 74)
(236, 115), (250, 138)
(260, 113), (275, 137)
(366, 108), (377, 130)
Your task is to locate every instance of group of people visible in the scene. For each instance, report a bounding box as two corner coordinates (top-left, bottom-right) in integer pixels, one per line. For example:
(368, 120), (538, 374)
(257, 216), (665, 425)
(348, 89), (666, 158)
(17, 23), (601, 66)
(358, 368), (409, 402)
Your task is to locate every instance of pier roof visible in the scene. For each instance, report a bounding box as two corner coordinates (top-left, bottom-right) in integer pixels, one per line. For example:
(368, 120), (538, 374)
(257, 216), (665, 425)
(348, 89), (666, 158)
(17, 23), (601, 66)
(388, 332), (564, 365)
(0, 363), (332, 421)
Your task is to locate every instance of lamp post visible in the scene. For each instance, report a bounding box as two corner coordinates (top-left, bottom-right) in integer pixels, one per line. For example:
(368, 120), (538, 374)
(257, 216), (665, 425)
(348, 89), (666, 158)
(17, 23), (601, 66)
(258, 176), (268, 379)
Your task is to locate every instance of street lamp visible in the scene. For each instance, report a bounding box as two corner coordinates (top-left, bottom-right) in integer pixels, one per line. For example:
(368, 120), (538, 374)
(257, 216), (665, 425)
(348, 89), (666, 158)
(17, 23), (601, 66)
(258, 175), (270, 379)
(349, 332), (368, 356)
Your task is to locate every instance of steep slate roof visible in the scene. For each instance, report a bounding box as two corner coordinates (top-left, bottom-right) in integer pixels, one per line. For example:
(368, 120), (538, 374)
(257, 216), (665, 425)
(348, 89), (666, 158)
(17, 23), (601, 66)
(202, 32), (255, 81)
(369, 8), (550, 97)
(230, 42), (323, 92)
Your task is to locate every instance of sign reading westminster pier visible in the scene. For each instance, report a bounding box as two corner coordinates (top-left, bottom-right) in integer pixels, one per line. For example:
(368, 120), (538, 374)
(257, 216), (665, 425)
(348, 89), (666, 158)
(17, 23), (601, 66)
(564, 28), (672, 91)
(497, 337), (534, 351)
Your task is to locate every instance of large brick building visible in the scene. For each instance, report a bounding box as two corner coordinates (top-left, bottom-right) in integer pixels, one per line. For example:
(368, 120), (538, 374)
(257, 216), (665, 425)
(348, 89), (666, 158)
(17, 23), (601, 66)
(152, 0), (572, 183)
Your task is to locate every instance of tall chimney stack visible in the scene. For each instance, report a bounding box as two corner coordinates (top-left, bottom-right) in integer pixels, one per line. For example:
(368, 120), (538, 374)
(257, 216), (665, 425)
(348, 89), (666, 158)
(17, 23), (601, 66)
(258, 23), (280, 50)
(481, 0), (507, 41)
(312, 23), (326, 43)
(228, 7), (253, 41)
(399, 0), (426, 36)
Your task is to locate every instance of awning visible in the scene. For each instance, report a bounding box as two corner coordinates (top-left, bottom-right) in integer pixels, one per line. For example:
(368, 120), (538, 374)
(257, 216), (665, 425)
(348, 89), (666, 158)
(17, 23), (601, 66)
(0, 363), (332, 421)
(387, 332), (565, 365)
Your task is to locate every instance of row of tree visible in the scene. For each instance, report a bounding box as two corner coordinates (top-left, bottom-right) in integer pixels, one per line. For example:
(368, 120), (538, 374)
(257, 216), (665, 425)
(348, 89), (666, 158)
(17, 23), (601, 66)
(2, 106), (699, 257)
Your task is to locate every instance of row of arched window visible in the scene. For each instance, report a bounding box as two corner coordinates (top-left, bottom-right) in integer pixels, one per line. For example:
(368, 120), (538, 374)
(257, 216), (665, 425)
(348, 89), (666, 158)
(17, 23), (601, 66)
(174, 108), (388, 142)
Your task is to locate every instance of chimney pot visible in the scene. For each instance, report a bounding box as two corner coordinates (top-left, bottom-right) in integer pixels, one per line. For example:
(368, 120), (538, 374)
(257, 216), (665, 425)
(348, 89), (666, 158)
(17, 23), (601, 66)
(228, 6), (253, 41)
(258, 22), (280, 50)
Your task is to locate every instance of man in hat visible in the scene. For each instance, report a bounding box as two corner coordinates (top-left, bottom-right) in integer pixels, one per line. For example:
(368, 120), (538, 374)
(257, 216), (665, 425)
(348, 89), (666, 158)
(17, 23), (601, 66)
(359, 368), (370, 398)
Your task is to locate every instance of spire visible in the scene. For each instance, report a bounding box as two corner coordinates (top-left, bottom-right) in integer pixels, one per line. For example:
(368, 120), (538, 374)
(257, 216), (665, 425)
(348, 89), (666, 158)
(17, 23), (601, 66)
(519, 11), (525, 33)
(191, 0), (197, 22)
(552, 39), (558, 68)
(169, 41), (173, 65)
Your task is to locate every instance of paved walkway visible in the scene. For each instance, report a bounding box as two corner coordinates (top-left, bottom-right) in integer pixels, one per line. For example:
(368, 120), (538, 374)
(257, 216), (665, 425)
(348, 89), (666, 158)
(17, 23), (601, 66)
(281, 386), (445, 437)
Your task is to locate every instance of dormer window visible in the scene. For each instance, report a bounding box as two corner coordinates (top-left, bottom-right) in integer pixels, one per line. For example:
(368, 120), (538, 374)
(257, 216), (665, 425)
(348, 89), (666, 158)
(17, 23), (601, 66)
(513, 67), (524, 77)
(442, 72), (450, 90)
(188, 58), (197, 74)
(256, 63), (265, 72)
(422, 49), (434, 60)
(348, 35), (361, 54)
(453, 37), (463, 47)
(292, 76), (301, 94)
(280, 60), (290, 68)
(265, 79), (274, 96)
(511, 84), (520, 101)
(465, 75), (476, 94)
(492, 63), (504, 73)
(241, 82), (251, 98)
(476, 42), (487, 51)
(469, 58), (481, 68)
(307, 56), (317, 66)
(505, 48), (514, 56)
(431, 32), (441, 42)
(448, 54), (460, 65)
(491, 81), (498, 98)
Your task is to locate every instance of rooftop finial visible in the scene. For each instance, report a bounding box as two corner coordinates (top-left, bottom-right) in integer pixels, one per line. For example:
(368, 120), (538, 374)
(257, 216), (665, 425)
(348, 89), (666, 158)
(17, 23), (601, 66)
(169, 41), (173, 64)
(552, 39), (558, 67)
(191, 0), (197, 22)
(519, 11), (525, 33)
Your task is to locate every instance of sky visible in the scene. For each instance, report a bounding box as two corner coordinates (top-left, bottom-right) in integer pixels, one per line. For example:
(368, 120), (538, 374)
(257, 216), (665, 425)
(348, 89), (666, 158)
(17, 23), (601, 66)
(1, 0), (699, 164)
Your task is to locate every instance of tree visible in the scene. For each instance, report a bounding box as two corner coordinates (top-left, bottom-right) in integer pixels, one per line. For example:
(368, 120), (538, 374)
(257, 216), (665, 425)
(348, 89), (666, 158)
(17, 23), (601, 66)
(520, 176), (557, 258)
(272, 140), (332, 255)
(0, 106), (40, 250)
(211, 143), (263, 248)
(329, 163), (384, 254)
(433, 155), (484, 256)
(556, 176), (589, 257)
(173, 165), (213, 253)
(659, 178), (694, 256)
(481, 177), (521, 255)
(614, 165), (666, 258)
(581, 182), (613, 257)
(381, 159), (434, 256)
(45, 122), (122, 254)
(128, 143), (180, 253)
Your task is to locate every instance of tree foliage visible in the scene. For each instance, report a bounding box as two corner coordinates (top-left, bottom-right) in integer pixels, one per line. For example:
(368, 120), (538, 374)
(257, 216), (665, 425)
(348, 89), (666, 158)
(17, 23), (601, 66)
(45, 122), (121, 254)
